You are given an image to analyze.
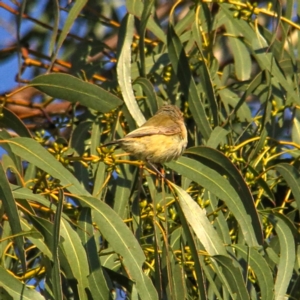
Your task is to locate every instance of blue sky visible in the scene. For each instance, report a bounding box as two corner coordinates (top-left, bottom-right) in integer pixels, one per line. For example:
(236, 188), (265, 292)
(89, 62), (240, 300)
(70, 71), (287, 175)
(0, 1), (48, 94)
(0, 0), (127, 94)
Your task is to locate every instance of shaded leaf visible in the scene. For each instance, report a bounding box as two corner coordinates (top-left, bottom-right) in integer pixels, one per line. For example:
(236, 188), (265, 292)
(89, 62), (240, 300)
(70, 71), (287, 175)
(0, 267), (44, 300)
(233, 245), (274, 300)
(276, 163), (300, 214)
(8, 137), (89, 196)
(50, 0), (88, 67)
(76, 195), (158, 300)
(126, 0), (165, 42)
(0, 107), (32, 138)
(30, 73), (122, 113)
(213, 255), (250, 300)
(0, 163), (26, 272)
(167, 23), (212, 140)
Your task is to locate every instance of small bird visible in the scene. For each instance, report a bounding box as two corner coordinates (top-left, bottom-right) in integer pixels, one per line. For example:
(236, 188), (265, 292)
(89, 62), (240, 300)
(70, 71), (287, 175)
(104, 105), (187, 175)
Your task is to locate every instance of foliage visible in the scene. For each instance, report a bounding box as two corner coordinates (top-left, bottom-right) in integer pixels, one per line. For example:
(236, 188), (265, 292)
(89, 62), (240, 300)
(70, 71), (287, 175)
(0, 0), (300, 299)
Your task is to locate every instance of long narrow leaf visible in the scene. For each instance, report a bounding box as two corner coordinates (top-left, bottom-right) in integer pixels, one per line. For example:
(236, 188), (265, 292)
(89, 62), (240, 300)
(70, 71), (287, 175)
(30, 73), (122, 113)
(185, 146), (263, 245)
(0, 163), (26, 272)
(170, 183), (227, 256)
(0, 267), (44, 300)
(167, 24), (212, 140)
(167, 156), (260, 247)
(268, 213), (295, 300)
(7, 137), (89, 196)
(117, 13), (146, 126)
(76, 195), (158, 300)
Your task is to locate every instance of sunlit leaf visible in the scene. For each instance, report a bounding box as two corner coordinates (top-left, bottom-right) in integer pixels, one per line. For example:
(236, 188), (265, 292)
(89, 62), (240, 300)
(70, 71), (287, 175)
(117, 13), (146, 126)
(167, 156), (261, 247)
(170, 183), (227, 256)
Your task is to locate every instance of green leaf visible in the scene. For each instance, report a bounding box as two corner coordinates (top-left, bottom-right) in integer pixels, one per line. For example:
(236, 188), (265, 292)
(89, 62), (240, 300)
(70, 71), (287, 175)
(221, 3), (300, 106)
(268, 213), (295, 300)
(138, 0), (155, 77)
(50, 0), (88, 67)
(70, 121), (92, 189)
(92, 162), (107, 199)
(0, 130), (23, 175)
(0, 107), (32, 138)
(48, 0), (59, 57)
(131, 53), (170, 80)
(248, 127), (268, 163)
(20, 218), (52, 259)
(0, 267), (45, 300)
(213, 255), (250, 300)
(171, 183), (227, 256)
(225, 22), (251, 81)
(192, 10), (219, 127)
(0, 163), (26, 273)
(168, 228), (187, 299)
(206, 126), (229, 148)
(248, 165), (275, 204)
(12, 185), (68, 220)
(202, 256), (223, 299)
(219, 88), (252, 122)
(28, 215), (77, 290)
(30, 73), (122, 113)
(117, 13), (146, 126)
(161, 241), (177, 299)
(233, 245), (274, 300)
(174, 193), (209, 300)
(206, 192), (232, 245)
(111, 163), (134, 219)
(167, 23), (212, 140)
(126, 0), (165, 42)
(292, 115), (300, 145)
(275, 163), (300, 214)
(7, 137), (89, 196)
(60, 218), (90, 300)
(133, 77), (158, 114)
(2, 154), (23, 186)
(70, 121), (92, 155)
(281, 1), (293, 54)
(229, 71), (264, 122)
(167, 156), (260, 247)
(51, 190), (64, 300)
(185, 146), (263, 245)
(78, 208), (111, 300)
(76, 195), (158, 300)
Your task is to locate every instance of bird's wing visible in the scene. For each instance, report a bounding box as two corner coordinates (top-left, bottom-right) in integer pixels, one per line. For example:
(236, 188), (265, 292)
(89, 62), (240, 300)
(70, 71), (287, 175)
(125, 124), (180, 138)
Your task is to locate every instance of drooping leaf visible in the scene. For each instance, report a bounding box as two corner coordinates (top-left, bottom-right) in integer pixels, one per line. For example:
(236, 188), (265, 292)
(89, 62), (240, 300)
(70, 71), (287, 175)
(0, 163), (26, 273)
(117, 13), (146, 126)
(167, 23), (212, 140)
(0, 267), (45, 300)
(75, 195), (158, 300)
(268, 213), (295, 300)
(167, 156), (261, 247)
(171, 183), (227, 256)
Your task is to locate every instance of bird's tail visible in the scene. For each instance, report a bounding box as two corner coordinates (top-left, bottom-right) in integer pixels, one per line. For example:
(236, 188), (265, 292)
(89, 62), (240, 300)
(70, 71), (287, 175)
(101, 140), (122, 147)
